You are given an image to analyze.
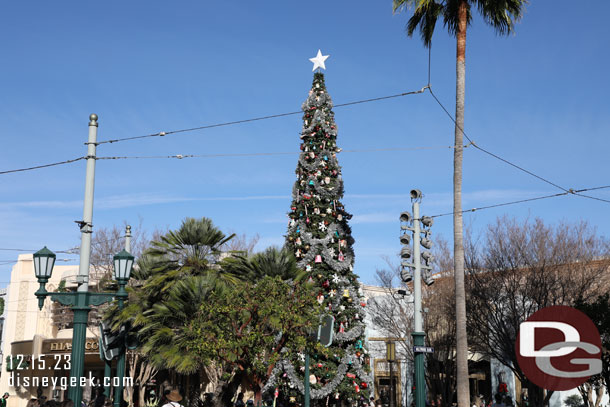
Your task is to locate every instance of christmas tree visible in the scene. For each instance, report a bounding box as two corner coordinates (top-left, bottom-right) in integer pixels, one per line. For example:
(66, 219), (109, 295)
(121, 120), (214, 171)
(263, 61), (372, 404)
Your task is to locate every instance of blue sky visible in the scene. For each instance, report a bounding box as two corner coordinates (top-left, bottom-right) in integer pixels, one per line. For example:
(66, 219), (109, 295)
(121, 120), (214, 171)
(1, 1), (609, 286)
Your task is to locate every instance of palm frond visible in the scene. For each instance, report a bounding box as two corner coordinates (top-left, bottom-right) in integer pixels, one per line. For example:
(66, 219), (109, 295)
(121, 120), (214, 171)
(474, 0), (527, 35)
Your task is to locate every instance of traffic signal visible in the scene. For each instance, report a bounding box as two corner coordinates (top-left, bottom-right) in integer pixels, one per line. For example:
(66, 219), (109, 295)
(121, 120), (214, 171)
(317, 315), (335, 347)
(124, 321), (139, 350)
(99, 321), (123, 362)
(399, 210), (414, 283)
(400, 267), (413, 283)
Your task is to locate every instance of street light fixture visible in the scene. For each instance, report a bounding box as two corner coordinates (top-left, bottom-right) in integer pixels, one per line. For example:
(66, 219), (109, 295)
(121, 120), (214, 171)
(113, 250), (134, 282)
(34, 247), (57, 309)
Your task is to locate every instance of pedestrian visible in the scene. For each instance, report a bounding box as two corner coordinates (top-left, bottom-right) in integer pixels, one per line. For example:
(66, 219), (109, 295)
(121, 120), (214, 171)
(1, 393), (9, 407)
(93, 388), (105, 407)
(491, 394), (504, 407)
(161, 390), (183, 407)
(235, 393), (245, 407)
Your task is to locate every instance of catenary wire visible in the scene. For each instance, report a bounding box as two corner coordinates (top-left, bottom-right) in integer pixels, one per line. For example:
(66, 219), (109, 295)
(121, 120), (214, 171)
(94, 145), (457, 161)
(430, 185), (610, 218)
(96, 87), (428, 145)
(0, 157), (86, 175)
(0, 143), (452, 176)
(426, 87), (571, 193)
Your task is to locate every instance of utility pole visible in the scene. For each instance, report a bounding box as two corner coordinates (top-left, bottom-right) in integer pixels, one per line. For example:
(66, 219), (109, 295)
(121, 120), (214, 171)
(68, 113), (99, 407)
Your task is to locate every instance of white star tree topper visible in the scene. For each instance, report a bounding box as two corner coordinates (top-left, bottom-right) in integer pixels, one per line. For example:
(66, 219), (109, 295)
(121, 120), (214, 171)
(309, 49), (329, 71)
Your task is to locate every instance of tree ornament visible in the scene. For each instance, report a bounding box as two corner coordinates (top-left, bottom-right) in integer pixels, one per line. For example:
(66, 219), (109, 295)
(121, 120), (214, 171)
(306, 265), (312, 272)
(325, 176), (331, 184)
(318, 222), (327, 231)
(332, 274), (340, 283)
(296, 237), (302, 246)
(317, 293), (324, 305)
(326, 207), (332, 214)
(295, 249), (302, 258)
(315, 255), (322, 263)
(314, 207), (320, 215)
(337, 214), (343, 221)
(306, 217), (310, 224)
(329, 289), (336, 297)
(322, 280), (330, 288)
(339, 322), (345, 333)
(338, 251), (344, 262)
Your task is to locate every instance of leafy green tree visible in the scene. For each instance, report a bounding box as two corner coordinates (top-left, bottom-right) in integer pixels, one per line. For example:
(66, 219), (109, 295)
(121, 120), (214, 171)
(392, 2), (527, 406)
(187, 276), (320, 404)
(575, 293), (610, 399)
(564, 394), (583, 407)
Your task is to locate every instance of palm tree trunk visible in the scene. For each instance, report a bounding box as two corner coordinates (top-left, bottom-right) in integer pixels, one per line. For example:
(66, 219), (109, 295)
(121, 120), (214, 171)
(454, 1), (470, 407)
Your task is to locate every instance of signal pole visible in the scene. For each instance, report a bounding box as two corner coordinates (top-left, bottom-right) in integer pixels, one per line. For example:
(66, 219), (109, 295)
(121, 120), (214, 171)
(399, 190), (434, 407)
(411, 191), (426, 407)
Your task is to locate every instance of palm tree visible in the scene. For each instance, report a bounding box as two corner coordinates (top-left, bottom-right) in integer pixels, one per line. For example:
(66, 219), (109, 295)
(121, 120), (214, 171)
(222, 246), (304, 281)
(112, 217), (240, 371)
(391, 1), (527, 406)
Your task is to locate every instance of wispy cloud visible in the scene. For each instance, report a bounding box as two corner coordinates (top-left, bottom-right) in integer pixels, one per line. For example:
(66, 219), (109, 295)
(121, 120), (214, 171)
(0, 189), (549, 214)
(0, 193), (291, 211)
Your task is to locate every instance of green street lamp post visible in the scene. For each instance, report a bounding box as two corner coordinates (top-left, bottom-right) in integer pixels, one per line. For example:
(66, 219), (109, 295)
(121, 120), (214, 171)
(386, 341), (396, 407)
(33, 247), (134, 407)
(112, 249), (134, 407)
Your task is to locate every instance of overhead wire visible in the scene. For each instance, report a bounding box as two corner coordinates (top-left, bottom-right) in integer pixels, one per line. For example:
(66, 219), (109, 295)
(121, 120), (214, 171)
(0, 157), (86, 175)
(426, 87), (571, 193)
(94, 145), (457, 161)
(95, 87), (428, 145)
(430, 185), (610, 218)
